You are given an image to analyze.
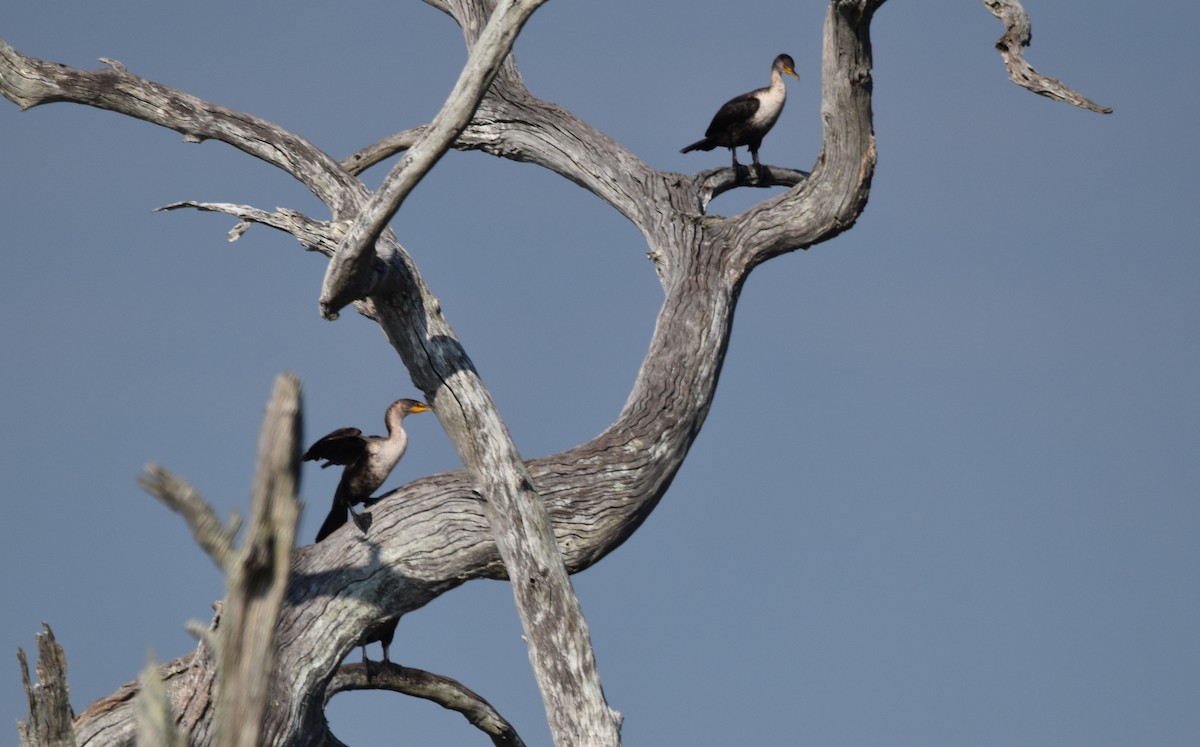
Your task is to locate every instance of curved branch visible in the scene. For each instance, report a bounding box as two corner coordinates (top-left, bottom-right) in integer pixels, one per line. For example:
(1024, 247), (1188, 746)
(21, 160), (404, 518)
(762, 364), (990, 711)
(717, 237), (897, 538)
(694, 166), (811, 214)
(327, 663), (526, 747)
(341, 127), (427, 175)
(983, 0), (1112, 114)
(0, 43), (367, 218)
(318, 0), (551, 318)
(138, 465), (239, 573)
(157, 201), (341, 255)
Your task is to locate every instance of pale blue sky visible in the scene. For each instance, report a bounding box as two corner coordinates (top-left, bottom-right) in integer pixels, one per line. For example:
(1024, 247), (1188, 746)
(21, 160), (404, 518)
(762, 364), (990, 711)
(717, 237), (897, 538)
(3, 1), (1198, 745)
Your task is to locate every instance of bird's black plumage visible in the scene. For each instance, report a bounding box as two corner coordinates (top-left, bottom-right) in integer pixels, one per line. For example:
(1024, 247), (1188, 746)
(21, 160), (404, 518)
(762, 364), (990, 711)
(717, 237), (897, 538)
(304, 398), (431, 542)
(682, 53), (799, 170)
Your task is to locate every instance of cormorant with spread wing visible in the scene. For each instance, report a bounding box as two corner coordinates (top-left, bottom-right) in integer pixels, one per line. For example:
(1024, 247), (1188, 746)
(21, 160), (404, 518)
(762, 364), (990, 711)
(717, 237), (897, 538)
(681, 53), (799, 170)
(304, 398), (431, 542)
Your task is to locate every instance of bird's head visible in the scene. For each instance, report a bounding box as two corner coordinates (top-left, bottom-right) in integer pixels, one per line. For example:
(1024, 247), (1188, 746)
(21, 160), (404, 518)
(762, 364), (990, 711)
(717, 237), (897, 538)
(775, 53), (799, 80)
(389, 399), (432, 418)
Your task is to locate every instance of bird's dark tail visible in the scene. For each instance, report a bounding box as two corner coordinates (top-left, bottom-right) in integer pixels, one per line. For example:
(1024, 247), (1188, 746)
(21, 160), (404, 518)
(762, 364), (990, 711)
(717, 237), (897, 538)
(315, 497), (373, 542)
(681, 138), (715, 154)
(314, 501), (345, 542)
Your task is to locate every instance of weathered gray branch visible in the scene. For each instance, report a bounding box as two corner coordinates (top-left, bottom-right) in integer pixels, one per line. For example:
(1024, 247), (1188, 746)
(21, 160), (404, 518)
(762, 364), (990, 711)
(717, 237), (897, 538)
(327, 663), (526, 747)
(156, 201), (342, 257)
(139, 465), (239, 572)
(321, 0), (620, 741)
(318, 0), (550, 319)
(983, 0), (1112, 113)
(213, 373), (303, 747)
(17, 624), (75, 747)
(124, 375), (304, 745)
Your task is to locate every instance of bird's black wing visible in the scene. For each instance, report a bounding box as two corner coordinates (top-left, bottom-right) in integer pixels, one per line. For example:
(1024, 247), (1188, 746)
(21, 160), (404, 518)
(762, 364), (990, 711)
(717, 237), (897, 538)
(302, 427), (365, 467)
(705, 92), (761, 139)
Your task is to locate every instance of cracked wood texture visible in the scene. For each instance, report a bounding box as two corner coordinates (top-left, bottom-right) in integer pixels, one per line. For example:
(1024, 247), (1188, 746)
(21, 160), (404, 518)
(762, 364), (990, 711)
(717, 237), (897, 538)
(2, 0), (885, 744)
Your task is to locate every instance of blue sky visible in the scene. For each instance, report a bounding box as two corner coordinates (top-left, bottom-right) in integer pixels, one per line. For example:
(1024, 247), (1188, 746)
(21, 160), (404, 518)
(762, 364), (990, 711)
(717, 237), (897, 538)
(2, 1), (1198, 745)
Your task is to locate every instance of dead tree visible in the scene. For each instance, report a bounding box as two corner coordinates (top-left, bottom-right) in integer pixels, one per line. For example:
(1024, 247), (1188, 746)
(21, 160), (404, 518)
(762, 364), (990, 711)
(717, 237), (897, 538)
(2, 0), (1108, 744)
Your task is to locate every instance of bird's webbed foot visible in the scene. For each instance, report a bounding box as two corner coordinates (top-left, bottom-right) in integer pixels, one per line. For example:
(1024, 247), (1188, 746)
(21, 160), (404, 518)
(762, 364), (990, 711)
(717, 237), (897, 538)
(349, 507), (373, 534)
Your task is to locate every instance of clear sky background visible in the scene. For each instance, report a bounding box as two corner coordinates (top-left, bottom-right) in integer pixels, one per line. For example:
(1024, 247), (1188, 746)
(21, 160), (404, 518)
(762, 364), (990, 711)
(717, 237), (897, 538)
(3, 1), (1197, 745)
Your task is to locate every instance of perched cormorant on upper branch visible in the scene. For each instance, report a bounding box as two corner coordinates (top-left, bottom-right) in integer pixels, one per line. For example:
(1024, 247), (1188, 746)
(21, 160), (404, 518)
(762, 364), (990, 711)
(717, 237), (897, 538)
(681, 53), (799, 170)
(304, 398), (431, 542)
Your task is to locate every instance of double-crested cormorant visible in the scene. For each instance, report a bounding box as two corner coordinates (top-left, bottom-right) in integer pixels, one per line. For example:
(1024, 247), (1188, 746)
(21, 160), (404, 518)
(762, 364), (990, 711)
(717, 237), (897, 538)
(304, 398), (431, 542)
(681, 53), (799, 170)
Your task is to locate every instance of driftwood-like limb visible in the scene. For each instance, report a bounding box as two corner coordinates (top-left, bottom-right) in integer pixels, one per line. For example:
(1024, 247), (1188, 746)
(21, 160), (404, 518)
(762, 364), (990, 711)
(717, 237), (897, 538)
(341, 127), (427, 175)
(16, 624), (75, 747)
(317, 0), (550, 318)
(695, 166), (812, 214)
(157, 201), (343, 254)
(327, 663), (527, 747)
(123, 376), (303, 745)
(139, 465), (239, 572)
(0, 43), (365, 215)
(212, 373), (303, 747)
(983, 0), (1112, 113)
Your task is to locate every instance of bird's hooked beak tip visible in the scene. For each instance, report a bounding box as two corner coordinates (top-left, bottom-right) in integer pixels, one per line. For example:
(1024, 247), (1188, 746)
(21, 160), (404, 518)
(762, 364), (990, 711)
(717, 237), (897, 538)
(786, 68), (799, 80)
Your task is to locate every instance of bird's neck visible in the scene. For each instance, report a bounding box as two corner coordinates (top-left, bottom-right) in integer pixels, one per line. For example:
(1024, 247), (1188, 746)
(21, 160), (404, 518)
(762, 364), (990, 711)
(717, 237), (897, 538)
(769, 68), (787, 95)
(384, 411), (406, 441)
(377, 412), (409, 463)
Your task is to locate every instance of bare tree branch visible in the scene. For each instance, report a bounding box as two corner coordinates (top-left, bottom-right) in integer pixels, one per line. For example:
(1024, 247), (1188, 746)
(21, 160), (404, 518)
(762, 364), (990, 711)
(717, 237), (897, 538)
(16, 624), (74, 747)
(0, 45), (369, 217)
(327, 663), (527, 747)
(317, 0), (550, 318)
(156, 201), (341, 254)
(315, 1), (624, 741)
(212, 373), (303, 747)
(983, 0), (1112, 113)
(139, 465), (239, 572)
(341, 127), (427, 176)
